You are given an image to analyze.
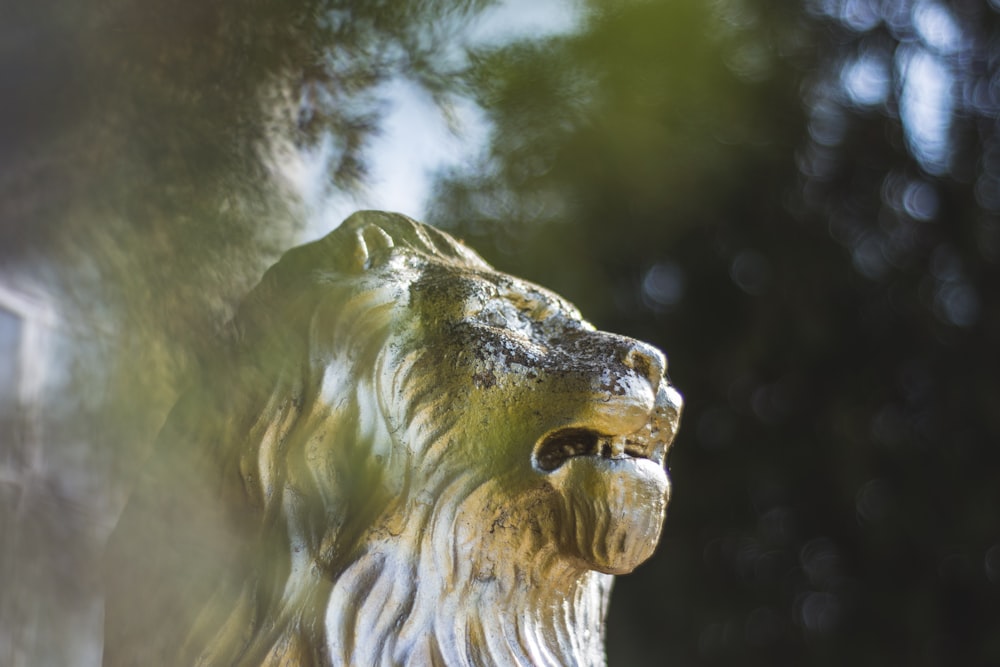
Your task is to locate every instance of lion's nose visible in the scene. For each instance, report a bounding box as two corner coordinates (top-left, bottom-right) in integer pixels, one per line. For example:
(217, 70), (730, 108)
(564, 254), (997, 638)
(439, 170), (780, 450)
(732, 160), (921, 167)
(621, 341), (666, 387)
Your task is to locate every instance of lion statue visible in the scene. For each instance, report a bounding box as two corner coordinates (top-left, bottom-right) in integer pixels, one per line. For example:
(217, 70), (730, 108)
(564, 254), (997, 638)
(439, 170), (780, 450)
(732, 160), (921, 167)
(103, 211), (682, 666)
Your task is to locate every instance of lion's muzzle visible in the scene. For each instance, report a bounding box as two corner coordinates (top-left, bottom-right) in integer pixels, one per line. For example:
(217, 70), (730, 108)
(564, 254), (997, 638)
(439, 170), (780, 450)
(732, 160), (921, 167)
(532, 337), (682, 473)
(529, 335), (682, 573)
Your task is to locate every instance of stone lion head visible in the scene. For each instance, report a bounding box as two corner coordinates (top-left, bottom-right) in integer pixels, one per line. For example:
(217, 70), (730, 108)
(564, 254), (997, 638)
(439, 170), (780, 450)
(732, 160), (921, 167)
(103, 211), (682, 666)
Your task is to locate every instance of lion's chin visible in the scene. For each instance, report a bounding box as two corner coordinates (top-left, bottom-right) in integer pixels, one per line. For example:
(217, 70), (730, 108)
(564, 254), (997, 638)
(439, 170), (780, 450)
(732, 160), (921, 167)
(550, 456), (670, 575)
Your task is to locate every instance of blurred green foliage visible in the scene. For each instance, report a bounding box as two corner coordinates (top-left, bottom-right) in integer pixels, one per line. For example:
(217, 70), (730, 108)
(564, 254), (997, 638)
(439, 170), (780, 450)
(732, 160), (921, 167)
(1, 0), (494, 470)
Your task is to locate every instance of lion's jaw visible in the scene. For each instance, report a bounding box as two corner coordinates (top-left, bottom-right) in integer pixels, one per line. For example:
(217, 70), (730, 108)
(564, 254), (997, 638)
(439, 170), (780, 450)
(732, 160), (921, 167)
(543, 382), (682, 575)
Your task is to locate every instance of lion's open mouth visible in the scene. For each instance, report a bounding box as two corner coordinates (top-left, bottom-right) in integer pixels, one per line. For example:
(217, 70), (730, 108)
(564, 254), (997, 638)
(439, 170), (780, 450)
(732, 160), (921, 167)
(534, 427), (654, 472)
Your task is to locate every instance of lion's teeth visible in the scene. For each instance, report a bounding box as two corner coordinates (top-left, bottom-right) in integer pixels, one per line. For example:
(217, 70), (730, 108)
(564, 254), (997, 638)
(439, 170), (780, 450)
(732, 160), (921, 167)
(609, 437), (625, 458)
(623, 438), (649, 458)
(536, 427), (663, 469)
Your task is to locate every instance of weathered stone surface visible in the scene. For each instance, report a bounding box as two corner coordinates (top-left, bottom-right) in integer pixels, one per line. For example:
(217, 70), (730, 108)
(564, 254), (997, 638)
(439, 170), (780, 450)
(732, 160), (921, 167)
(103, 211), (682, 666)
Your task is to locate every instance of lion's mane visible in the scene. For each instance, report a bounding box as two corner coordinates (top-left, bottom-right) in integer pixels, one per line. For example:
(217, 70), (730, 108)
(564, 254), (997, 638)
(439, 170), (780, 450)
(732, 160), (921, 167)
(104, 211), (672, 667)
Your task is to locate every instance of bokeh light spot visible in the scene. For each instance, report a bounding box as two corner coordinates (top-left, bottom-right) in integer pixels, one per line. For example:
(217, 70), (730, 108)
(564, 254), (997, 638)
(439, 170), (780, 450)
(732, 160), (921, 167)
(851, 232), (889, 279)
(901, 179), (939, 221)
(898, 47), (954, 174)
(641, 261), (685, 310)
(796, 591), (841, 636)
(913, 1), (961, 55)
(842, 53), (890, 107)
(729, 250), (771, 295)
(934, 282), (981, 327)
(856, 478), (893, 524)
(800, 537), (843, 587)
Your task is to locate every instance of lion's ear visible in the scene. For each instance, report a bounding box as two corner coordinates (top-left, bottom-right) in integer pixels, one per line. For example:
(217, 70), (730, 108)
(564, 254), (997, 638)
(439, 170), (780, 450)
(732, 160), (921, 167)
(352, 223), (396, 271)
(334, 210), (493, 272)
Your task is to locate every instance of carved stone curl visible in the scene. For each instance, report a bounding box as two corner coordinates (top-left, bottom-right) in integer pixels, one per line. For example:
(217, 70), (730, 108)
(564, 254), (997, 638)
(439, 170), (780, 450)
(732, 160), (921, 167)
(103, 211), (682, 666)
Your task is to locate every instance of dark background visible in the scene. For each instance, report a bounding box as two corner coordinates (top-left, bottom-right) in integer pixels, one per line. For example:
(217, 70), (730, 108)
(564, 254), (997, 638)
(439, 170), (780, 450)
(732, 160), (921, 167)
(2, 0), (999, 664)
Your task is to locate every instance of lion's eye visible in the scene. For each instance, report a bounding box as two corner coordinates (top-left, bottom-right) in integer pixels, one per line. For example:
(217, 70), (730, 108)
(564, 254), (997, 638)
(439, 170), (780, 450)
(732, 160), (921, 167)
(483, 309), (508, 328)
(479, 300), (528, 331)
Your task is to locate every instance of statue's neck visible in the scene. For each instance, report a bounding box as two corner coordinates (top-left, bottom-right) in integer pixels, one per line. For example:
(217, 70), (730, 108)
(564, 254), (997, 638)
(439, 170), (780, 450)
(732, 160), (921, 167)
(438, 566), (613, 667)
(318, 475), (617, 666)
(322, 544), (613, 667)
